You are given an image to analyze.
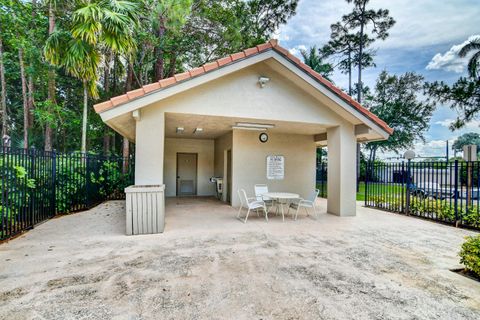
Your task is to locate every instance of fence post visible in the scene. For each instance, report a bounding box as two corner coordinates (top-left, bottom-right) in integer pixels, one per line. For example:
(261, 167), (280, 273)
(401, 161), (405, 213)
(406, 159), (411, 215)
(364, 161), (369, 206)
(454, 159), (459, 227)
(85, 153), (89, 208)
(29, 147), (35, 228)
(51, 149), (56, 216)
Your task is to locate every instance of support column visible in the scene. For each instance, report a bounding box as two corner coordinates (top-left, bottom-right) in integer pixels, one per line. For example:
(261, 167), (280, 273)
(327, 124), (356, 216)
(134, 110), (165, 185)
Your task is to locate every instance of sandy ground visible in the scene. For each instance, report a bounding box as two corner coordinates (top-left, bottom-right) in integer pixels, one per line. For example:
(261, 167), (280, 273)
(0, 197), (479, 320)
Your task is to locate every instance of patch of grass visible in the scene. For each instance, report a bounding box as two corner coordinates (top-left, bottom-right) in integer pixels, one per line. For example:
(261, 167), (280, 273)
(316, 182), (406, 201)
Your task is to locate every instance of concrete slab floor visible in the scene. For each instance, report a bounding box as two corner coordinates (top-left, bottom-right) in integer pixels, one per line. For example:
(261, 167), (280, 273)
(0, 197), (479, 320)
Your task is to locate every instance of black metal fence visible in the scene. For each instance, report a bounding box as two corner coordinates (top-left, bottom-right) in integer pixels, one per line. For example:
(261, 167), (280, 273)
(1, 147), (134, 240)
(316, 162), (327, 198)
(365, 160), (480, 230)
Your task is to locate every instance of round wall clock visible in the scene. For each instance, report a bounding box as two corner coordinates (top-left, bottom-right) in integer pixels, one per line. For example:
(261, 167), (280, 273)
(259, 132), (269, 143)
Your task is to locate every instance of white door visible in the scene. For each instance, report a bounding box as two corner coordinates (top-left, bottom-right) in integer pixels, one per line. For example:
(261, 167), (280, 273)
(177, 153), (197, 196)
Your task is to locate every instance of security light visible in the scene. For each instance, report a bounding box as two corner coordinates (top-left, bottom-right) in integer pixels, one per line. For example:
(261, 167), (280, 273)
(258, 76), (271, 88)
(403, 150), (415, 160)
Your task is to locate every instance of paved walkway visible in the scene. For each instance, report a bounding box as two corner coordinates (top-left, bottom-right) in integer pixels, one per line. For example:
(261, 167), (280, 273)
(0, 198), (479, 319)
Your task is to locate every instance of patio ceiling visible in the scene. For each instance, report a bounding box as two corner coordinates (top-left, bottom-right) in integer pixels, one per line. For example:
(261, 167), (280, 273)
(164, 113), (328, 139)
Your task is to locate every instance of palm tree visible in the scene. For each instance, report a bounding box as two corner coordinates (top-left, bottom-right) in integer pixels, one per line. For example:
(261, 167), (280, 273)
(44, 0), (138, 153)
(459, 37), (480, 79)
(300, 46), (333, 81)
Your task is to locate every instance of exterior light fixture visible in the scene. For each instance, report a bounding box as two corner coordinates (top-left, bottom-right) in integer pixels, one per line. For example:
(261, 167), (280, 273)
(235, 122), (275, 129)
(258, 76), (270, 88)
(194, 128), (203, 134)
(403, 150), (415, 160)
(176, 127), (184, 134)
(232, 126), (267, 131)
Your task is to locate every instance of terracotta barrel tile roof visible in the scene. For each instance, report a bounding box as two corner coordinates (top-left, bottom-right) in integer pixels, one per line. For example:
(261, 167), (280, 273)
(230, 52), (246, 61)
(203, 61), (219, 72)
(126, 88), (145, 100)
(243, 47), (259, 56)
(93, 39), (393, 135)
(143, 82), (161, 93)
(217, 56), (233, 66)
(158, 78), (176, 88)
(189, 67), (205, 77)
(174, 71), (191, 82)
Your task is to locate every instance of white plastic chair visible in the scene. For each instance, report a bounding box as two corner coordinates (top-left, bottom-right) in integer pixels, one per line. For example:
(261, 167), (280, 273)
(254, 184), (275, 212)
(237, 189), (268, 223)
(288, 189), (320, 220)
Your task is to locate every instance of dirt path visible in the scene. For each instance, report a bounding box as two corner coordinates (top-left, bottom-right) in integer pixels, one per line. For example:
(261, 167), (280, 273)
(0, 200), (479, 319)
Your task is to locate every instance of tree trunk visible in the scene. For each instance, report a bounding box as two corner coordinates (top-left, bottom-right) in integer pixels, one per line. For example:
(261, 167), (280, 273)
(102, 52), (111, 155)
(125, 61), (133, 92)
(45, 3), (56, 151)
(122, 59), (134, 171)
(27, 75), (34, 127)
(81, 81), (88, 153)
(154, 16), (166, 81)
(348, 49), (352, 96)
(111, 133), (116, 155)
(168, 51), (177, 77)
(357, 2), (366, 103)
(122, 137), (129, 174)
(28, 0), (36, 129)
(0, 34), (7, 139)
(19, 47), (29, 148)
(103, 128), (110, 156)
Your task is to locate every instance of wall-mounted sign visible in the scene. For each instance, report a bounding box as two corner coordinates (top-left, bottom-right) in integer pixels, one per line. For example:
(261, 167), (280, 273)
(267, 155), (284, 180)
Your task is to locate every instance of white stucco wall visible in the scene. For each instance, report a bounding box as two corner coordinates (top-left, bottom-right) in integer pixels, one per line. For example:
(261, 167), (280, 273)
(231, 130), (316, 207)
(135, 110), (164, 184)
(214, 132), (233, 202)
(140, 64), (347, 127)
(214, 132), (232, 177)
(164, 138), (215, 197)
(327, 124), (357, 216)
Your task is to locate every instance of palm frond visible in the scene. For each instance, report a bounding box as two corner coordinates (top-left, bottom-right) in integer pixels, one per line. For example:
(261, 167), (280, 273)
(467, 51), (480, 79)
(459, 38), (480, 57)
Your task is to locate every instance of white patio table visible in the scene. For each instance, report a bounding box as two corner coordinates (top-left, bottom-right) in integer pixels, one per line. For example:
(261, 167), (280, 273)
(262, 192), (299, 222)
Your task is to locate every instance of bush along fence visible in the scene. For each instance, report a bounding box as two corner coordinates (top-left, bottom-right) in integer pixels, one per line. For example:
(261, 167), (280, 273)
(0, 147), (134, 240)
(365, 160), (480, 230)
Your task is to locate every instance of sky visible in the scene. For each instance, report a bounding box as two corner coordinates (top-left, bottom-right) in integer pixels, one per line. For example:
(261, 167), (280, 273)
(277, 0), (480, 159)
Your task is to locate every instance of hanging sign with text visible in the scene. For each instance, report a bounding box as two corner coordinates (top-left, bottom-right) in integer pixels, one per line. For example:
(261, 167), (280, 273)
(266, 155), (285, 180)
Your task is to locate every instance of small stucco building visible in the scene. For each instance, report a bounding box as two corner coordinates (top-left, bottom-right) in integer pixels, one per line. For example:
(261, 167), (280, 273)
(94, 39), (392, 226)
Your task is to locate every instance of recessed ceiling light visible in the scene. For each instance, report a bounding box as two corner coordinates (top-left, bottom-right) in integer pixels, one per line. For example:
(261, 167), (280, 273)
(194, 128), (203, 134)
(176, 127), (184, 134)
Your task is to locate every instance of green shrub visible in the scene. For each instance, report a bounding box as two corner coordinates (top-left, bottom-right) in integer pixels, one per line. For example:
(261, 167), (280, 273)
(463, 206), (480, 228)
(459, 235), (480, 277)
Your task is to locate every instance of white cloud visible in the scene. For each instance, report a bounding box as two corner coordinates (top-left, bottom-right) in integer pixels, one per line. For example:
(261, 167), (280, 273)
(435, 118), (480, 130)
(435, 119), (455, 127)
(288, 45), (306, 58)
(426, 35), (480, 73)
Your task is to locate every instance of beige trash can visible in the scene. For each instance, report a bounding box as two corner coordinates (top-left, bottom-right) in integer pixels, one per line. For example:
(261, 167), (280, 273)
(125, 185), (165, 235)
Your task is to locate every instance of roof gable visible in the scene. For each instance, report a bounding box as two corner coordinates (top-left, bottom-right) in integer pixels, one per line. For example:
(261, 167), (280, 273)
(94, 39), (393, 135)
